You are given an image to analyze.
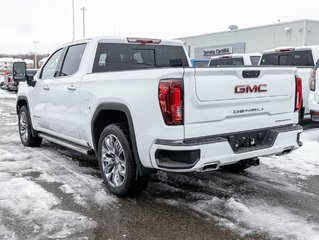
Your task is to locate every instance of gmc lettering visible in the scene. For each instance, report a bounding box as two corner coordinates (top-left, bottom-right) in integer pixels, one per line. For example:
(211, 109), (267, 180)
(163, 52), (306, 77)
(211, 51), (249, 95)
(235, 84), (267, 94)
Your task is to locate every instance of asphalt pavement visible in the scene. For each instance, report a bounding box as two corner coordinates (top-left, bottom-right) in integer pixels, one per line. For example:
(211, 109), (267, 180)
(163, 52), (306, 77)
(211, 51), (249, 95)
(1, 90), (319, 240)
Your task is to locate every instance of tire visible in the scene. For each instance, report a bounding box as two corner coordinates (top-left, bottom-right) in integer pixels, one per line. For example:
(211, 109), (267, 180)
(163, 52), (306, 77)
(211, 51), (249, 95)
(97, 123), (149, 197)
(18, 106), (42, 147)
(299, 107), (305, 123)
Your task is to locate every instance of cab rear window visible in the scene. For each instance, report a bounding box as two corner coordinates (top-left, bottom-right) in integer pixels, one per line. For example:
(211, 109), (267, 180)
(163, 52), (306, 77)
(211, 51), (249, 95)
(260, 50), (314, 67)
(92, 43), (189, 72)
(209, 58), (244, 67)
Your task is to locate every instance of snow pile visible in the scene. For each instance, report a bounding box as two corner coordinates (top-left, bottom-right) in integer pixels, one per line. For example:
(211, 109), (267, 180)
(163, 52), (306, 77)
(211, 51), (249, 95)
(0, 177), (96, 239)
(225, 198), (319, 240)
(261, 129), (319, 178)
(160, 196), (319, 240)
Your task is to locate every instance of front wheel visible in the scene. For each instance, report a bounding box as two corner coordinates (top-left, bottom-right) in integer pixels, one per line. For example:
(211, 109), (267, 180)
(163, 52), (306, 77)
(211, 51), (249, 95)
(18, 106), (42, 147)
(97, 123), (149, 197)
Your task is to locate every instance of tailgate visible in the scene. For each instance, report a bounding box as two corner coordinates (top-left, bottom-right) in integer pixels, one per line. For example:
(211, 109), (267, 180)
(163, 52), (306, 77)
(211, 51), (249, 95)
(183, 67), (298, 139)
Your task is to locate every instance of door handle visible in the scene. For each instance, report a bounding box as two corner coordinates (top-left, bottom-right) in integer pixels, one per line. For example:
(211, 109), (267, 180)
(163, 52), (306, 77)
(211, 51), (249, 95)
(67, 85), (76, 91)
(43, 86), (50, 91)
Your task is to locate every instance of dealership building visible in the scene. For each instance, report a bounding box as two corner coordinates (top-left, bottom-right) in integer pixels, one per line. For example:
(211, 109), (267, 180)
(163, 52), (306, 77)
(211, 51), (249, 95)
(179, 19), (319, 59)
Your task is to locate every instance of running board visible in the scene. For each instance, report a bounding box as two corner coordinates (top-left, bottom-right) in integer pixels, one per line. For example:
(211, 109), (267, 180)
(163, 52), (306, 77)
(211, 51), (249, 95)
(38, 133), (95, 156)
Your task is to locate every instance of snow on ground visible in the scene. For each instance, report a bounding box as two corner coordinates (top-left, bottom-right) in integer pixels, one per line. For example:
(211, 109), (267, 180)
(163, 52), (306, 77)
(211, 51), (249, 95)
(157, 188), (319, 240)
(0, 88), (116, 239)
(0, 176), (96, 239)
(0, 145), (102, 239)
(261, 129), (319, 178)
(0, 88), (17, 99)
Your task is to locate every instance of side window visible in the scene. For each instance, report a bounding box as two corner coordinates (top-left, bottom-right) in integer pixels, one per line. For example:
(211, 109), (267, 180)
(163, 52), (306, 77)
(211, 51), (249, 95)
(40, 49), (63, 79)
(61, 44), (87, 76)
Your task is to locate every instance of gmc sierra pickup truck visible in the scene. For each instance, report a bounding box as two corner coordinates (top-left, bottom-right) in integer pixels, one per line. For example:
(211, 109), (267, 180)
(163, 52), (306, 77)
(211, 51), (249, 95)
(260, 46), (319, 120)
(14, 36), (303, 197)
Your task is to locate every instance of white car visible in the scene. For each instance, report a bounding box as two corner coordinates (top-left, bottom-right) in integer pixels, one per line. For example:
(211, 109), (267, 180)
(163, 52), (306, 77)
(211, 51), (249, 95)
(260, 46), (319, 120)
(208, 53), (261, 67)
(15, 36), (302, 197)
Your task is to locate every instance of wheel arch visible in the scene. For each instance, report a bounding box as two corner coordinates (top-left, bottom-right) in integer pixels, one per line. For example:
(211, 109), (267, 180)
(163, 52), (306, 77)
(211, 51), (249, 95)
(16, 96), (29, 114)
(91, 103), (155, 176)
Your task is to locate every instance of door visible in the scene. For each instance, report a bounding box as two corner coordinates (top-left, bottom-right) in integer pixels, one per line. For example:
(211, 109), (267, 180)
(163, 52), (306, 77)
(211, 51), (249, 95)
(31, 48), (64, 130)
(48, 43), (87, 139)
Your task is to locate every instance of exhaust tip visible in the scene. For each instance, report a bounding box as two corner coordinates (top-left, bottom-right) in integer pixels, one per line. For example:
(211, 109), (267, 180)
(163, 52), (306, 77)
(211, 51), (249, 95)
(202, 162), (219, 172)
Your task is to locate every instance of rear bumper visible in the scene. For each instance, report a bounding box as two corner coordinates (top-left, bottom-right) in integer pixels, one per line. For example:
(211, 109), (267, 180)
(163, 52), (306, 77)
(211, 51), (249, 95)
(149, 125), (303, 172)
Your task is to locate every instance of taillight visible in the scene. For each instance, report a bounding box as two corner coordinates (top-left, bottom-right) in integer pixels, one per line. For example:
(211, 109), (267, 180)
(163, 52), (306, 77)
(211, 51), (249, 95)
(295, 76), (302, 112)
(310, 67), (317, 91)
(8, 77), (11, 82)
(158, 79), (183, 125)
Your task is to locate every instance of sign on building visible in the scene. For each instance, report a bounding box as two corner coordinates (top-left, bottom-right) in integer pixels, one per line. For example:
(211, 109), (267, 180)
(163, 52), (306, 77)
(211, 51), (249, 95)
(194, 42), (246, 59)
(203, 47), (233, 57)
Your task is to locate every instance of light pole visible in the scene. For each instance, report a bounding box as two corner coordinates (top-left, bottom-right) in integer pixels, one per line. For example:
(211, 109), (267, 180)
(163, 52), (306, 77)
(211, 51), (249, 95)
(80, 7), (87, 38)
(33, 41), (39, 69)
(72, 0), (75, 41)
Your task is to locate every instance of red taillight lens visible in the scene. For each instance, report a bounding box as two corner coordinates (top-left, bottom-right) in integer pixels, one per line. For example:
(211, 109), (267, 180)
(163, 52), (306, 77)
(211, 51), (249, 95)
(295, 76), (302, 112)
(310, 67), (317, 91)
(158, 79), (183, 125)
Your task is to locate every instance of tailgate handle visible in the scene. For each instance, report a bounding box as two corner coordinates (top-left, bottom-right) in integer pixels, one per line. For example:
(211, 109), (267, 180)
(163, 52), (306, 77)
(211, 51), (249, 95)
(243, 71), (260, 78)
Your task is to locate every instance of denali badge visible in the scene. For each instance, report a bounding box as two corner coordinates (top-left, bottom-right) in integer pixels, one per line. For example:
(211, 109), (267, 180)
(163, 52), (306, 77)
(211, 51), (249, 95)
(233, 108), (264, 114)
(235, 84), (267, 94)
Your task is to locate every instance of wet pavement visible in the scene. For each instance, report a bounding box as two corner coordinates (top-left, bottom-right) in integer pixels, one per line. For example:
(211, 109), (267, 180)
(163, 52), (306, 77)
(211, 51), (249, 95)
(1, 89), (319, 240)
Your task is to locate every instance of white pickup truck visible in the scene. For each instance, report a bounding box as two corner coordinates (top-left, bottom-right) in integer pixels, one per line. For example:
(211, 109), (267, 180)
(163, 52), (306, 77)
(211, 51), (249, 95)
(14, 36), (302, 197)
(208, 53), (261, 67)
(260, 46), (319, 120)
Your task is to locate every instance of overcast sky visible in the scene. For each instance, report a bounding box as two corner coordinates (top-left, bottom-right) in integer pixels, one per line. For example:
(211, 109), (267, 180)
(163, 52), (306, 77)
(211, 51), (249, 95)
(1, 0), (319, 54)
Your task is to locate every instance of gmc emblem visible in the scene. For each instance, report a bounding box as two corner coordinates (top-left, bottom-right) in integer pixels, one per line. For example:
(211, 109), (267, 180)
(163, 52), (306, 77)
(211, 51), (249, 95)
(235, 84), (267, 94)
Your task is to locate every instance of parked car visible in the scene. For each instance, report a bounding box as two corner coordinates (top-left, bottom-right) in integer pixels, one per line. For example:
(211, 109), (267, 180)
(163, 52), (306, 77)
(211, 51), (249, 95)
(0, 75), (4, 87)
(190, 58), (209, 67)
(260, 46), (319, 120)
(15, 36), (302, 197)
(3, 74), (13, 90)
(208, 53), (261, 67)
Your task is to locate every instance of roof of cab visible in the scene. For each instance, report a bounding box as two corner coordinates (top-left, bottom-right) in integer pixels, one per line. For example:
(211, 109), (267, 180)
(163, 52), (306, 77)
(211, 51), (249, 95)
(263, 45), (319, 54)
(57, 36), (185, 49)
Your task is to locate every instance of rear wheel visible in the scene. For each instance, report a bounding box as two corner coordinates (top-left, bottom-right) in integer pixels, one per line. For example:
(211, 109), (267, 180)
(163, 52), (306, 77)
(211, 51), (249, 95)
(97, 123), (149, 197)
(18, 106), (42, 147)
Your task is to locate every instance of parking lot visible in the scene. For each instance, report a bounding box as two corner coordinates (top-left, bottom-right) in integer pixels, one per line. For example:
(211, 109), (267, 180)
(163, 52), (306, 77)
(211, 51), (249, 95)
(1, 89), (319, 240)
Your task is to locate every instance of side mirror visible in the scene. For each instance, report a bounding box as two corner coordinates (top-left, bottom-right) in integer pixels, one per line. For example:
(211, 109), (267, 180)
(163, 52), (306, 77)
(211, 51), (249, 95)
(26, 75), (36, 87)
(12, 62), (27, 82)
